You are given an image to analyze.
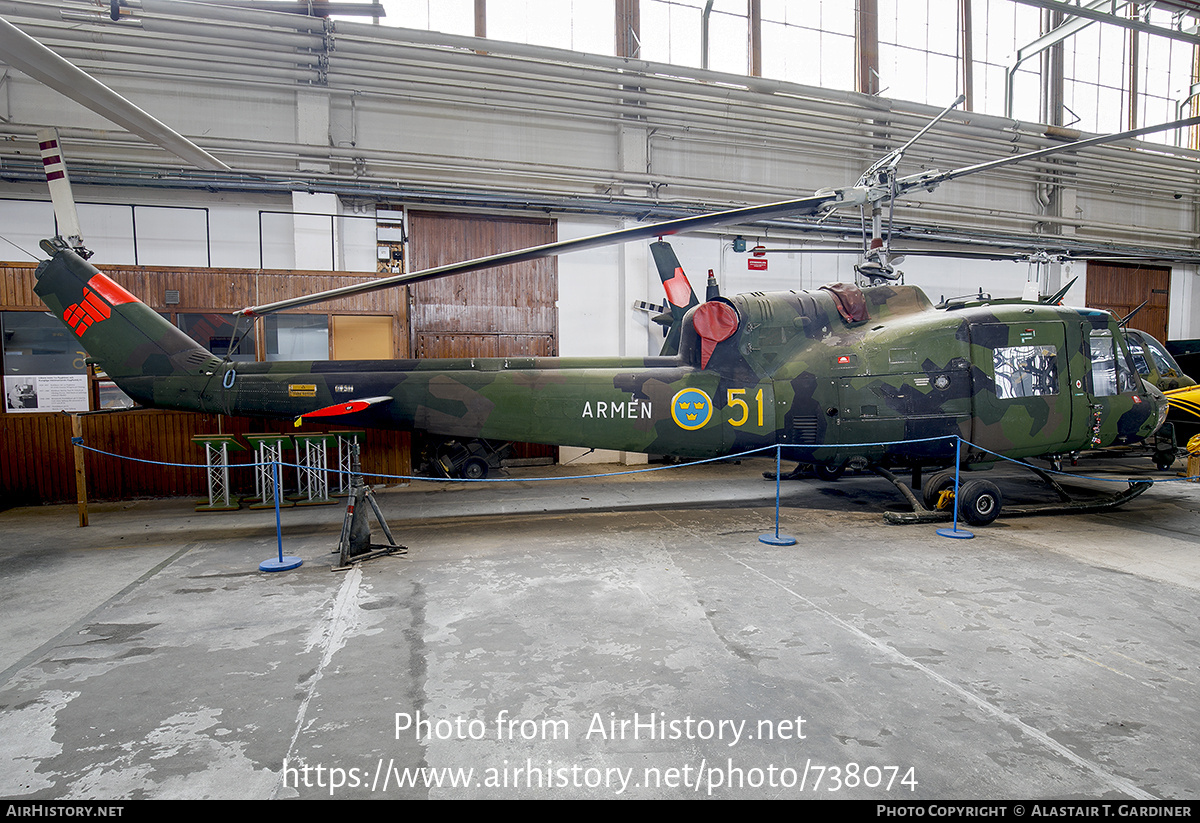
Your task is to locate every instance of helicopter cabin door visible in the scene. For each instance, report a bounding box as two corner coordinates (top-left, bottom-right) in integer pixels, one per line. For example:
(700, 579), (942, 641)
(967, 321), (1074, 458)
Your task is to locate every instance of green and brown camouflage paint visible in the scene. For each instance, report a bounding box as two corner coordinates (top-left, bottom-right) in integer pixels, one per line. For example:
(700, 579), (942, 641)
(34, 246), (1163, 467)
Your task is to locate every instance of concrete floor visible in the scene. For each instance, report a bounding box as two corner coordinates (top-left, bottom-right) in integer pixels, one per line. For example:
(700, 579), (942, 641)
(0, 457), (1197, 799)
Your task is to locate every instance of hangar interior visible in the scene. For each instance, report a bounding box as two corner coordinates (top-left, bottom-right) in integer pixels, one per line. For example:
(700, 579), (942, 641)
(2, 0), (1200, 802)
(3, 0), (1200, 501)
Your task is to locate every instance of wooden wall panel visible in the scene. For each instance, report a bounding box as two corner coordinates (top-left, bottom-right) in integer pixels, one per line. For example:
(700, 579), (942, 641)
(407, 213), (558, 461)
(2, 259), (411, 504)
(0, 409), (411, 505)
(1086, 262), (1171, 342)
(416, 333), (499, 358)
(407, 212), (557, 343)
(415, 333), (555, 359)
(499, 335), (555, 357)
(0, 264), (42, 310)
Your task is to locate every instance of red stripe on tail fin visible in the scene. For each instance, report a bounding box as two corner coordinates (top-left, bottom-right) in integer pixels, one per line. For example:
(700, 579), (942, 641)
(86, 273), (138, 305)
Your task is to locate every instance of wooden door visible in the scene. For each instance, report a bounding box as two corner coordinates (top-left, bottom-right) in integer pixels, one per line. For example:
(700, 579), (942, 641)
(1085, 262), (1170, 342)
(407, 212), (558, 459)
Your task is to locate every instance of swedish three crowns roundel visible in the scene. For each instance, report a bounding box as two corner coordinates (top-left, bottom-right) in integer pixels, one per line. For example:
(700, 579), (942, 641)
(671, 388), (713, 430)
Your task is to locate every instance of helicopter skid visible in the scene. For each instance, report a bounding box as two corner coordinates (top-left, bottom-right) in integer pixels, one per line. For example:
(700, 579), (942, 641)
(881, 470), (1152, 525)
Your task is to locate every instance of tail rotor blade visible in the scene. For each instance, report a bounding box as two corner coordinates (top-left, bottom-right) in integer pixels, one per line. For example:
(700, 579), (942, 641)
(36, 128), (89, 257)
(649, 240), (698, 357)
(650, 240), (699, 319)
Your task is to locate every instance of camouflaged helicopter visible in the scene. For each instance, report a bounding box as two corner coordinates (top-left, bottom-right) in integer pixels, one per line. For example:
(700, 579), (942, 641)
(31, 102), (1189, 527)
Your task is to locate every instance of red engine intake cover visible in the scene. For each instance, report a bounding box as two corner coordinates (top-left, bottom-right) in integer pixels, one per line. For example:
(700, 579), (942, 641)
(692, 301), (739, 368)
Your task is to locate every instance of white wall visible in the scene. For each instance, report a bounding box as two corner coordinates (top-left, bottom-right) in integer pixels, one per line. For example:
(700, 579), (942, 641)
(1169, 267), (1200, 341)
(0, 188), (378, 273)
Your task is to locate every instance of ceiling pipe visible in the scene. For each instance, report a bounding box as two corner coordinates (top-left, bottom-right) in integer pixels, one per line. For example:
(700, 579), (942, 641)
(9, 0), (1199, 171)
(1, 0), (1197, 252)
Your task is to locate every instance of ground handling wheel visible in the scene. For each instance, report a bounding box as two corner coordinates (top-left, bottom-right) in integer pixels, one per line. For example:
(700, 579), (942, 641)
(461, 456), (489, 480)
(921, 469), (958, 510)
(814, 461), (846, 482)
(957, 479), (1003, 526)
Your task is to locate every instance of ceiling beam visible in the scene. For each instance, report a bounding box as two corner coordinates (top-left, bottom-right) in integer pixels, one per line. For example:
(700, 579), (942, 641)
(1010, 0), (1200, 46)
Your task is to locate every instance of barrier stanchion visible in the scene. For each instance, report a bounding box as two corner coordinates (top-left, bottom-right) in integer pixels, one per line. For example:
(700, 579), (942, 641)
(936, 437), (974, 540)
(759, 444), (797, 546)
(70, 432), (1195, 559)
(260, 460), (303, 572)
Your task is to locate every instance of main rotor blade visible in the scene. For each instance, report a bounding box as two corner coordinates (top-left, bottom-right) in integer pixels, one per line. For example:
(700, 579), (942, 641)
(243, 113), (1199, 316)
(241, 191), (839, 316)
(897, 114), (1200, 195)
(894, 95), (966, 160)
(859, 94), (966, 183)
(0, 17), (231, 171)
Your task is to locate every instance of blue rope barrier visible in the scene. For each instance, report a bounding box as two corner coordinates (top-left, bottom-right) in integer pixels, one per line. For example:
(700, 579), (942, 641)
(70, 434), (1198, 485)
(957, 438), (1200, 483)
(66, 432), (1199, 557)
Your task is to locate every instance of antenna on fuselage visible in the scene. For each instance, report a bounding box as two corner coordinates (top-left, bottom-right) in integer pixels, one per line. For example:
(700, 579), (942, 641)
(1040, 276), (1078, 305)
(1118, 299), (1149, 327)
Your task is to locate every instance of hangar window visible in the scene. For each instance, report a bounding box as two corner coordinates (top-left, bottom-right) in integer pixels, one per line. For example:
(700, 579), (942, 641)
(1, 312), (90, 413)
(992, 344), (1059, 399)
(760, 0), (855, 90)
(876, 0), (970, 110)
(384, 0), (475, 36)
(265, 315), (330, 362)
(642, 0), (749, 73)
(178, 313), (257, 362)
(489, 0), (615, 55)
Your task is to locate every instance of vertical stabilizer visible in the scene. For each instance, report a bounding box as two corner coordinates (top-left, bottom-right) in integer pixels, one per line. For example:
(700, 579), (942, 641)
(34, 246), (216, 400)
(650, 240), (699, 356)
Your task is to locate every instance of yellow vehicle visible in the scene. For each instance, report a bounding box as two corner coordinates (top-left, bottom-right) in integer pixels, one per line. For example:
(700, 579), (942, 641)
(1165, 384), (1200, 446)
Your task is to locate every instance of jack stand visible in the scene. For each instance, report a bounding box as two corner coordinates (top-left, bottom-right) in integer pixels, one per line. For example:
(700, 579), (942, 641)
(334, 442), (406, 570)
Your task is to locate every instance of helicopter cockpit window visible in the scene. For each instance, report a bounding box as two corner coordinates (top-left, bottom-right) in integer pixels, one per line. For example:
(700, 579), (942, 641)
(1088, 328), (1137, 397)
(1126, 336), (1151, 376)
(992, 345), (1059, 399)
(1141, 334), (1182, 377)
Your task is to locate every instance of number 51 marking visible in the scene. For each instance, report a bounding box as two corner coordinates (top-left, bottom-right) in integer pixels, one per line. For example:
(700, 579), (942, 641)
(727, 388), (764, 427)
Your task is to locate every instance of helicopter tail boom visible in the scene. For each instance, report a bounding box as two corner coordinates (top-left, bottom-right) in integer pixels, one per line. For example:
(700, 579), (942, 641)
(33, 244), (220, 405)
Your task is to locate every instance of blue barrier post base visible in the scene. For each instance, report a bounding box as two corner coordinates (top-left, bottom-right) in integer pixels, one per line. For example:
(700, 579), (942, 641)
(936, 527), (974, 540)
(759, 533), (797, 546)
(260, 556), (304, 572)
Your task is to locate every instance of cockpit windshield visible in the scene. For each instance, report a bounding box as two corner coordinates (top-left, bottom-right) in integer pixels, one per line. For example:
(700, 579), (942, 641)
(1089, 328), (1138, 397)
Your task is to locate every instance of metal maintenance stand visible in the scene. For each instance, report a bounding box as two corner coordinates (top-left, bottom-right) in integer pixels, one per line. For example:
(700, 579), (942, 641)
(245, 434), (294, 510)
(335, 441), (405, 570)
(192, 434), (245, 511)
(330, 430), (367, 496)
(292, 433), (337, 506)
